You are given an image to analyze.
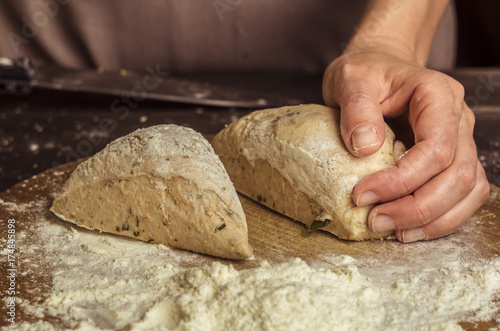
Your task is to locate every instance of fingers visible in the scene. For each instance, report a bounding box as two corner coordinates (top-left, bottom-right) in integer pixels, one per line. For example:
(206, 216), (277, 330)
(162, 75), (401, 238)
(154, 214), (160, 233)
(364, 106), (490, 242)
(323, 61), (387, 157)
(367, 110), (478, 232)
(353, 75), (465, 205)
(396, 161), (490, 242)
(340, 84), (387, 158)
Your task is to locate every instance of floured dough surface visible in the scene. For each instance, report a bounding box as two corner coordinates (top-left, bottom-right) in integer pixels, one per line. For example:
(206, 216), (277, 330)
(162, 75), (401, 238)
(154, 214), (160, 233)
(51, 124), (252, 259)
(212, 104), (405, 240)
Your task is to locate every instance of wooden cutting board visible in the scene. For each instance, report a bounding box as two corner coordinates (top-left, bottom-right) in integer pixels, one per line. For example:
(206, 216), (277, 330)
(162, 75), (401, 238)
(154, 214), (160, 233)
(1, 159), (499, 329)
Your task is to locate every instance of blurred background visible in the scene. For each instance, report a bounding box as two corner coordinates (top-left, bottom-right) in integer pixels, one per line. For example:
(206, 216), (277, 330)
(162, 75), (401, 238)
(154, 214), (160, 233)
(455, 0), (500, 67)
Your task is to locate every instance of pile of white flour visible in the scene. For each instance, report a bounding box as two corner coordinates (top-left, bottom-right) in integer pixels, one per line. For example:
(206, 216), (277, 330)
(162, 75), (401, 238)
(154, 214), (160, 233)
(2, 200), (500, 330)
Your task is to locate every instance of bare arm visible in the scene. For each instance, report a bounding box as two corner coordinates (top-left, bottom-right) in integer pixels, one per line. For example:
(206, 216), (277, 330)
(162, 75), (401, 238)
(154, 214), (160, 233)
(349, 0), (450, 66)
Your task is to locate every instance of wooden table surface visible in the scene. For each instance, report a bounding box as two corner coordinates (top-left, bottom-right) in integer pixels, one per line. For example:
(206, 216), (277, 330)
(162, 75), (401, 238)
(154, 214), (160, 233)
(1, 155), (499, 329)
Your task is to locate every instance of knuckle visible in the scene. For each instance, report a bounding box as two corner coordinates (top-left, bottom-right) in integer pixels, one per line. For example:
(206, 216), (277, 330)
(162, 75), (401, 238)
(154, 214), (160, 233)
(431, 141), (454, 171)
(393, 169), (413, 196)
(414, 201), (433, 226)
(399, 178), (413, 196)
(425, 70), (464, 99)
(442, 75), (466, 117)
(462, 106), (476, 126)
(447, 77), (465, 100)
(420, 71), (465, 118)
(420, 70), (449, 91)
(338, 62), (363, 79)
(455, 162), (477, 194)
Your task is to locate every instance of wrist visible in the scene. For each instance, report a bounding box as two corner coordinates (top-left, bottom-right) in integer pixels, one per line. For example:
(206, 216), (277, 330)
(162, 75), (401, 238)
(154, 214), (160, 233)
(345, 36), (420, 66)
(346, 0), (451, 67)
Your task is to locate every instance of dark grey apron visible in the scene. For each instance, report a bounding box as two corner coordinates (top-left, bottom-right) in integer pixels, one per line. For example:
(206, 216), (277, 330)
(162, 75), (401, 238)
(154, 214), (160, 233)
(0, 0), (456, 73)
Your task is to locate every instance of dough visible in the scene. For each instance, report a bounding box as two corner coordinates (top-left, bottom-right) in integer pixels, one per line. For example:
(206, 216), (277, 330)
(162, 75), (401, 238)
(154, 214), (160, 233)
(51, 125), (253, 259)
(212, 104), (405, 240)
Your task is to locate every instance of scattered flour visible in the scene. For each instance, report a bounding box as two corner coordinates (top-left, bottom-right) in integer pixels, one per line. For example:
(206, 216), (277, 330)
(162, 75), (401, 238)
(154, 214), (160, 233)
(2, 200), (500, 330)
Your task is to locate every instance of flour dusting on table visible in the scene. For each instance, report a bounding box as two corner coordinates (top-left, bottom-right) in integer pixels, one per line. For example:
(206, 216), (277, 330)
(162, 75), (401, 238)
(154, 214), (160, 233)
(2, 198), (499, 331)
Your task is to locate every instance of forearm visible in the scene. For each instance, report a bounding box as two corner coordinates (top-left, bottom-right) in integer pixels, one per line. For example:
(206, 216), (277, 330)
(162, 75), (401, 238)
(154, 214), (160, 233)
(347, 0), (450, 66)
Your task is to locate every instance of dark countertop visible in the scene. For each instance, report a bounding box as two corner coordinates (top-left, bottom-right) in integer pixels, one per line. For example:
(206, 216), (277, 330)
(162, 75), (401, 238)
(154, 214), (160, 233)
(0, 71), (499, 192)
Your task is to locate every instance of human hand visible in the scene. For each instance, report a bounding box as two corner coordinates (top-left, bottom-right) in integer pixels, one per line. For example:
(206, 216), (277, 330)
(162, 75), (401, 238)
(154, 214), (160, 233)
(323, 49), (490, 243)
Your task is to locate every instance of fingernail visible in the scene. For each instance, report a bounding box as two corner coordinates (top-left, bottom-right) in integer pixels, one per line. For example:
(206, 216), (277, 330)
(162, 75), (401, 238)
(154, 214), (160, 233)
(352, 125), (378, 151)
(401, 228), (426, 243)
(356, 191), (380, 206)
(372, 214), (396, 232)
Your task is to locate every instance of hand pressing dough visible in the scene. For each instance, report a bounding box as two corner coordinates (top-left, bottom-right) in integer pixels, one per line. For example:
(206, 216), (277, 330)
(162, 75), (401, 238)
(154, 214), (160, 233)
(212, 104), (405, 240)
(51, 125), (252, 259)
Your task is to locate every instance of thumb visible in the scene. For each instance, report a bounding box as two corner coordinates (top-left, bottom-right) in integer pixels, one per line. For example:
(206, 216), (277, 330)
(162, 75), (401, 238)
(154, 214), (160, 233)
(331, 81), (386, 157)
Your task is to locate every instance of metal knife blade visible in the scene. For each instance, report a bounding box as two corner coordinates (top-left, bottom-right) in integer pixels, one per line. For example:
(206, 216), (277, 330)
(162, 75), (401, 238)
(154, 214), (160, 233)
(0, 57), (301, 108)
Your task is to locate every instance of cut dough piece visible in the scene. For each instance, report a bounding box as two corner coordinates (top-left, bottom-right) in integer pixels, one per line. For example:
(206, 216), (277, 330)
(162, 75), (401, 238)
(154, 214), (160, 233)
(212, 104), (405, 240)
(51, 125), (252, 259)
